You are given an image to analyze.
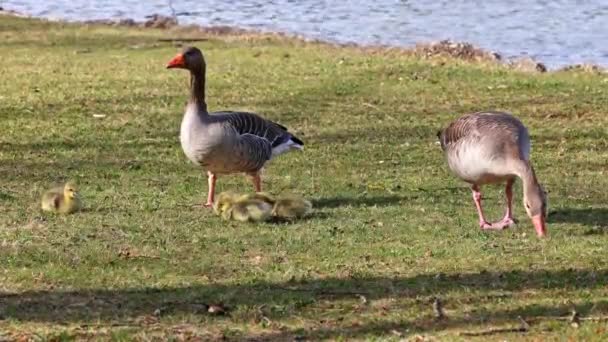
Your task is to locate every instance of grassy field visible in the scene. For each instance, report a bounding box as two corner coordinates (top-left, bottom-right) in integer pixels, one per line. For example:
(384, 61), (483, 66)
(1, 14), (608, 341)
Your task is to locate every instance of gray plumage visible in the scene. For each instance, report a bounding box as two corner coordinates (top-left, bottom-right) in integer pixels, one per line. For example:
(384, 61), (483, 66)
(167, 46), (303, 206)
(437, 111), (530, 184)
(172, 46), (303, 176)
(437, 111), (548, 237)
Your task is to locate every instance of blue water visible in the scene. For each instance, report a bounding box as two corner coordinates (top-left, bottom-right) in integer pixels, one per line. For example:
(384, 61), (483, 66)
(3, 0), (608, 68)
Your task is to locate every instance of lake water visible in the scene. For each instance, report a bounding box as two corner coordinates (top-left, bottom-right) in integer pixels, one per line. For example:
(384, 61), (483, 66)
(3, 0), (608, 68)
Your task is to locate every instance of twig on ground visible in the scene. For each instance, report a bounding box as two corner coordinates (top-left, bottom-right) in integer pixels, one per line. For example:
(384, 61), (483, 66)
(518, 316), (530, 330)
(362, 102), (381, 111)
(543, 315), (608, 322)
(458, 316), (529, 336)
(433, 297), (445, 320)
(570, 308), (581, 328)
(520, 313), (608, 323)
(77, 322), (140, 329)
(458, 314), (608, 337)
(158, 38), (209, 42)
(458, 326), (528, 337)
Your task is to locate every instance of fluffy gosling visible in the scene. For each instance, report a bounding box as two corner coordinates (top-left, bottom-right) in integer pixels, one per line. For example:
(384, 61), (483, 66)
(214, 191), (311, 222)
(41, 182), (82, 214)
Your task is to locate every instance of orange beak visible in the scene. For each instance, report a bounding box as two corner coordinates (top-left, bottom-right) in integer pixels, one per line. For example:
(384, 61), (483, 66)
(166, 53), (185, 69)
(532, 214), (547, 238)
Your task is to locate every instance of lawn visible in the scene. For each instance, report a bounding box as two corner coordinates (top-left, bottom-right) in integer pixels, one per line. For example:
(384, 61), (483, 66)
(1, 14), (608, 341)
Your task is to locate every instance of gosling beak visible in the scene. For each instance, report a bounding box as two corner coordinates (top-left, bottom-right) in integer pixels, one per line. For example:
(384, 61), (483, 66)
(532, 214), (547, 237)
(166, 53), (185, 69)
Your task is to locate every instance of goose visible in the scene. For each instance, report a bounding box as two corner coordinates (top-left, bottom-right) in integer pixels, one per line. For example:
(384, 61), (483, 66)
(437, 111), (547, 237)
(167, 46), (304, 207)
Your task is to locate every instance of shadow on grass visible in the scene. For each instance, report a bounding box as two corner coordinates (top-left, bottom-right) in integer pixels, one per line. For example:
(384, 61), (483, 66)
(265, 211), (331, 224)
(312, 195), (408, 208)
(311, 186), (463, 209)
(1, 268), (607, 334)
(549, 208), (608, 228)
(247, 299), (608, 341)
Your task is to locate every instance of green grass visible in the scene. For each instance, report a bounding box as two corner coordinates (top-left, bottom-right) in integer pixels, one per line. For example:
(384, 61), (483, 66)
(1, 14), (608, 341)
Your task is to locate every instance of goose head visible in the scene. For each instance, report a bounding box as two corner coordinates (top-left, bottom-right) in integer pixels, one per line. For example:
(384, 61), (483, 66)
(523, 184), (547, 237)
(166, 46), (206, 71)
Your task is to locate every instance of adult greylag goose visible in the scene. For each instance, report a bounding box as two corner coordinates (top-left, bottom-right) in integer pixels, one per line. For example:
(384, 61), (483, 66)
(437, 111), (547, 237)
(167, 46), (303, 207)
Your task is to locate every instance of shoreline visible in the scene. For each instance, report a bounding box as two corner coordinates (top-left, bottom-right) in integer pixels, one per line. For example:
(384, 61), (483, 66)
(0, 8), (605, 73)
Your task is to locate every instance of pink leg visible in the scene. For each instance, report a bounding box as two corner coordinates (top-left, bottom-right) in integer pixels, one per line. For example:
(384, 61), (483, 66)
(203, 171), (216, 208)
(471, 185), (493, 229)
(251, 173), (262, 192)
(490, 179), (516, 229)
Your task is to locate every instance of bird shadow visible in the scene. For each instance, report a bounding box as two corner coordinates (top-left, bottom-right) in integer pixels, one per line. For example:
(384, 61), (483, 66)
(311, 187), (462, 209)
(312, 195), (408, 209)
(549, 208), (608, 229)
(265, 211), (331, 224)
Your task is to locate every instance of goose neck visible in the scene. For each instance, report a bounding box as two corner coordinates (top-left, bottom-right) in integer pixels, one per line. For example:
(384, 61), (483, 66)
(189, 67), (208, 114)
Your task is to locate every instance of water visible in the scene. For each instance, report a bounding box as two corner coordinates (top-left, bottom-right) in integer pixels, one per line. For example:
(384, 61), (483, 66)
(3, 0), (608, 68)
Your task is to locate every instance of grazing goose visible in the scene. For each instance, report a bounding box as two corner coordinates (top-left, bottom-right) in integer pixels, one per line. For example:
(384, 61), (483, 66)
(167, 47), (304, 207)
(437, 111), (547, 237)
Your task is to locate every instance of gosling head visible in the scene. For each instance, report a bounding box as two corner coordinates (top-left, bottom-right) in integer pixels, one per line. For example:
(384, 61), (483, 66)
(214, 192), (238, 217)
(63, 182), (79, 200)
